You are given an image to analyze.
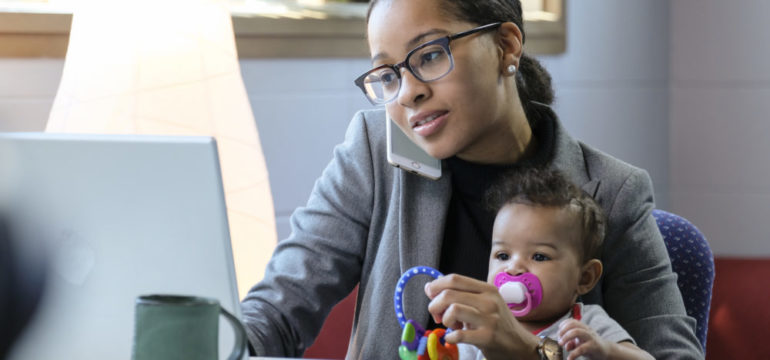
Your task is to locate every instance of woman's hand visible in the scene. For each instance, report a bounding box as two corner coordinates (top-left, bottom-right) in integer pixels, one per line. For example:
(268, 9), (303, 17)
(424, 274), (541, 360)
(558, 319), (654, 360)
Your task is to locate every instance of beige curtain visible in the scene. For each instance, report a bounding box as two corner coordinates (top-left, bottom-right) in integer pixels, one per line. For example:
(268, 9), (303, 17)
(46, 0), (277, 299)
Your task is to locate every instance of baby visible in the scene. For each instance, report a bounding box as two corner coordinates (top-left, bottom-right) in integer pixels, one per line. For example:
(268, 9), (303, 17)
(458, 168), (653, 360)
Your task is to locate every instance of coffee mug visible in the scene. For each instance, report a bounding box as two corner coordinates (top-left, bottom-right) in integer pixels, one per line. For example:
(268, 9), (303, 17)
(131, 295), (246, 360)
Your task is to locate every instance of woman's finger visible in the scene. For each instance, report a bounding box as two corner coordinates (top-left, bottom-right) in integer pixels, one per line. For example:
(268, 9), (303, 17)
(424, 273), (496, 299)
(440, 301), (487, 331)
(426, 287), (499, 324)
(447, 317), (540, 359)
(444, 325), (495, 346)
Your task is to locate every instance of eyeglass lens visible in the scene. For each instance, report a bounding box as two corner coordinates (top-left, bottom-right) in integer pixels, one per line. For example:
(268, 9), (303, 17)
(362, 43), (452, 103)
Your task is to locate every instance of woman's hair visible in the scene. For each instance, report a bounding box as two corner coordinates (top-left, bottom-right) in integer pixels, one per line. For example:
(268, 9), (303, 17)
(485, 168), (606, 262)
(366, 0), (555, 108)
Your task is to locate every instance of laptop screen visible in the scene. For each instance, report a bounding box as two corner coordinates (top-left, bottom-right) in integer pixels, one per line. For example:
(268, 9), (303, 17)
(0, 133), (242, 359)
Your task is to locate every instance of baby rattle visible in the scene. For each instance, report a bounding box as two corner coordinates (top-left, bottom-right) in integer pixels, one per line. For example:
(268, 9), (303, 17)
(394, 266), (458, 360)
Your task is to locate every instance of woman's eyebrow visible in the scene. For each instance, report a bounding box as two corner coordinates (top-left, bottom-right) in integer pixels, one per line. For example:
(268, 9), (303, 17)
(405, 28), (448, 50)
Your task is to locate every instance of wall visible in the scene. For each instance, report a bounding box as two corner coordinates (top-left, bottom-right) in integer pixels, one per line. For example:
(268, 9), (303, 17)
(2, 0), (766, 256)
(241, 58), (373, 240)
(669, 0), (770, 256)
(0, 1), (672, 241)
(0, 59), (61, 132)
(249, 0), (673, 239)
(540, 0), (671, 210)
(0, 57), (375, 242)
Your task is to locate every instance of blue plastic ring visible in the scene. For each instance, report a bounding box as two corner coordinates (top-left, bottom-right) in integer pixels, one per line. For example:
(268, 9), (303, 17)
(394, 266), (443, 329)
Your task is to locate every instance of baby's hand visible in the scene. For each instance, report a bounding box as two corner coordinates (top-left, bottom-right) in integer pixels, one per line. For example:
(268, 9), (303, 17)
(557, 319), (611, 360)
(557, 318), (655, 360)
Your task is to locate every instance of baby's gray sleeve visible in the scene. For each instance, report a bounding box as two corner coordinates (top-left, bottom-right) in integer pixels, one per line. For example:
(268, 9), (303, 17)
(581, 304), (635, 344)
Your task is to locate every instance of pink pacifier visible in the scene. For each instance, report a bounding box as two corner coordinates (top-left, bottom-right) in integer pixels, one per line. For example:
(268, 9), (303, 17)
(494, 272), (543, 317)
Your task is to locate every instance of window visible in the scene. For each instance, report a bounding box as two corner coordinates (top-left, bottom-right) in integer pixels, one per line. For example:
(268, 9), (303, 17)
(0, 0), (565, 58)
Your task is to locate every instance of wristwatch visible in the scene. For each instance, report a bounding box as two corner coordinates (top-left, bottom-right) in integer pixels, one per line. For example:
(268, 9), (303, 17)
(536, 336), (563, 360)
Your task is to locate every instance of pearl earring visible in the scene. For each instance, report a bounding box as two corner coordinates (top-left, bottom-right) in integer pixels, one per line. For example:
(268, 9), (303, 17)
(507, 64), (517, 74)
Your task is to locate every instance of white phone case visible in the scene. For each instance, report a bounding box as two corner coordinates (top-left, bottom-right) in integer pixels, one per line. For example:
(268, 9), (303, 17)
(386, 112), (442, 180)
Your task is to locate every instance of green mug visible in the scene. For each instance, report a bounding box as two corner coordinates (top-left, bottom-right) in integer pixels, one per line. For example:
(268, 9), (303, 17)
(131, 295), (246, 360)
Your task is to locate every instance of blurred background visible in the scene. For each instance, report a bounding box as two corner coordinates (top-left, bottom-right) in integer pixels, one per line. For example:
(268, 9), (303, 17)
(1, 0), (768, 359)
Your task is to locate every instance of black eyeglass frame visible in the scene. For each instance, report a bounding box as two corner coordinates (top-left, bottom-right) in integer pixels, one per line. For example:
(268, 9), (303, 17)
(354, 22), (503, 105)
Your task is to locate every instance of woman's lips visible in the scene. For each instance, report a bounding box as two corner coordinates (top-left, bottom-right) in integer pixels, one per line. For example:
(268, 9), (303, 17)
(411, 111), (448, 137)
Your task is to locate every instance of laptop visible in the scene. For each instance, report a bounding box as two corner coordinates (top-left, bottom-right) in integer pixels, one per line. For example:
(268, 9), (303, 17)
(0, 133), (245, 359)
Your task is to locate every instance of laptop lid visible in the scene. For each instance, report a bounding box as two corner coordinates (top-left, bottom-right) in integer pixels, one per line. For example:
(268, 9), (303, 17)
(0, 133), (243, 359)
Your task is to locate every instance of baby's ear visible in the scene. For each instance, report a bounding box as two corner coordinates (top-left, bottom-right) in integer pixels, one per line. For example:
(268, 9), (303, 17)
(577, 259), (603, 295)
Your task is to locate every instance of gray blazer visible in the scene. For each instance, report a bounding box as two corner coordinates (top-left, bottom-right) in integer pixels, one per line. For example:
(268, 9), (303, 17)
(241, 107), (703, 359)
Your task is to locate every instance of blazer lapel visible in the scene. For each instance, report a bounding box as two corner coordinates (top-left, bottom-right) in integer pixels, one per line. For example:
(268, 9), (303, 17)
(544, 106), (596, 193)
(582, 179), (601, 198)
(397, 167), (452, 328)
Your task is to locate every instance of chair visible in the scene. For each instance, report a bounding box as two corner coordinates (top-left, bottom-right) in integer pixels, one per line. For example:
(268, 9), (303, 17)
(652, 209), (714, 352)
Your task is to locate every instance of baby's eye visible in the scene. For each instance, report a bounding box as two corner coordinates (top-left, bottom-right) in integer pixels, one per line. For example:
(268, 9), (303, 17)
(495, 252), (510, 261)
(532, 253), (550, 262)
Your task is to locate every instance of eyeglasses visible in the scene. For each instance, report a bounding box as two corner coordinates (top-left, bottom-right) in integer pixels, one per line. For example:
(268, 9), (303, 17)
(354, 22), (502, 105)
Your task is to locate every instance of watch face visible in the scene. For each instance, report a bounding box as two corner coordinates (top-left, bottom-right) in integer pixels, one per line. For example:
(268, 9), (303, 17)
(539, 337), (563, 359)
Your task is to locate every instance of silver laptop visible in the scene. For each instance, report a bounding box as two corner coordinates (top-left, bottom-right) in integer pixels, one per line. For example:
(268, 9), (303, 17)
(0, 133), (244, 359)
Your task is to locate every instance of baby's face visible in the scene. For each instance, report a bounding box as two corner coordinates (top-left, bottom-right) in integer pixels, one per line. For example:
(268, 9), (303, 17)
(488, 203), (585, 323)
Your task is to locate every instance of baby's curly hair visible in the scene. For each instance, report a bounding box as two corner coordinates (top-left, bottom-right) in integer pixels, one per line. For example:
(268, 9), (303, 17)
(485, 168), (605, 262)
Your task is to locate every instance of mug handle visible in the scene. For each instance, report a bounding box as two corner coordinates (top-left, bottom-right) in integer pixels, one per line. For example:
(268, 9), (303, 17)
(219, 307), (247, 360)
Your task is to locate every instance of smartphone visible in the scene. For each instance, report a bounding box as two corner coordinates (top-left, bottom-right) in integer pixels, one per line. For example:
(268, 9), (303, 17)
(386, 112), (442, 180)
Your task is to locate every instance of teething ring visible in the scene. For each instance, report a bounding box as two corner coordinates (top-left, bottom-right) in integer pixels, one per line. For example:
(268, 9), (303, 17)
(394, 266), (443, 329)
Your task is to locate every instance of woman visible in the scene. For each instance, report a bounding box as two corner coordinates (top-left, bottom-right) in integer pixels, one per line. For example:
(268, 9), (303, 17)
(241, 0), (702, 359)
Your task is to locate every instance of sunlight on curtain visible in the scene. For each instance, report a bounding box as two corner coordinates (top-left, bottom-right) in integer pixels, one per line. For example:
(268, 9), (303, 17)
(45, 0), (277, 299)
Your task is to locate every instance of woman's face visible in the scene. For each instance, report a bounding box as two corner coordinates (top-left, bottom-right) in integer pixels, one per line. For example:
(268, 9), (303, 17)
(367, 0), (518, 161)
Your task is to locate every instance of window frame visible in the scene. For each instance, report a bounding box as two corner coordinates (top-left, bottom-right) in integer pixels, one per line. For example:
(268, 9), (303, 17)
(0, 1), (565, 58)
